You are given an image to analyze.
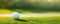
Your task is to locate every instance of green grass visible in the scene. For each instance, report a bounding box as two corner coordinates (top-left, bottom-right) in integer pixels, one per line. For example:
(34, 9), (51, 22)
(0, 16), (60, 24)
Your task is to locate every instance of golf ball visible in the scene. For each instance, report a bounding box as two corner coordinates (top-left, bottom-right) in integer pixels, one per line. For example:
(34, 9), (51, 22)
(12, 12), (20, 19)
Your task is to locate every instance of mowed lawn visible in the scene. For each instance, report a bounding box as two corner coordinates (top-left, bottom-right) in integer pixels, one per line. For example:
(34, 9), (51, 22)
(0, 16), (60, 24)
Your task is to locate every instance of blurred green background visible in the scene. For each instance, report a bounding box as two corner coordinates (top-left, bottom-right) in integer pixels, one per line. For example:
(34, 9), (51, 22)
(0, 0), (60, 24)
(0, 0), (60, 13)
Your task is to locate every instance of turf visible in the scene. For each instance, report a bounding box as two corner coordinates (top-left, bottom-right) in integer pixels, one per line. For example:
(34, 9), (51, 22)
(0, 16), (60, 24)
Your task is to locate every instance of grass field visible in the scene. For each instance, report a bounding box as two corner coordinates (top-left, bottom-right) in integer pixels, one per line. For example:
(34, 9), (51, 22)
(0, 9), (60, 24)
(0, 16), (60, 24)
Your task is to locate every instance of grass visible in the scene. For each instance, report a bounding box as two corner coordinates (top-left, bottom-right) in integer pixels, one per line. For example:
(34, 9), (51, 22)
(0, 9), (60, 24)
(0, 16), (60, 24)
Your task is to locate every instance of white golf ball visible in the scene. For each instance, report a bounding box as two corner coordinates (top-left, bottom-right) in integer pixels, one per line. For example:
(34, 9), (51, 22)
(12, 12), (20, 19)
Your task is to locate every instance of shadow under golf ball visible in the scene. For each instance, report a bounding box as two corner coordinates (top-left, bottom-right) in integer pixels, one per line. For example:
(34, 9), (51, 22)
(14, 19), (27, 22)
